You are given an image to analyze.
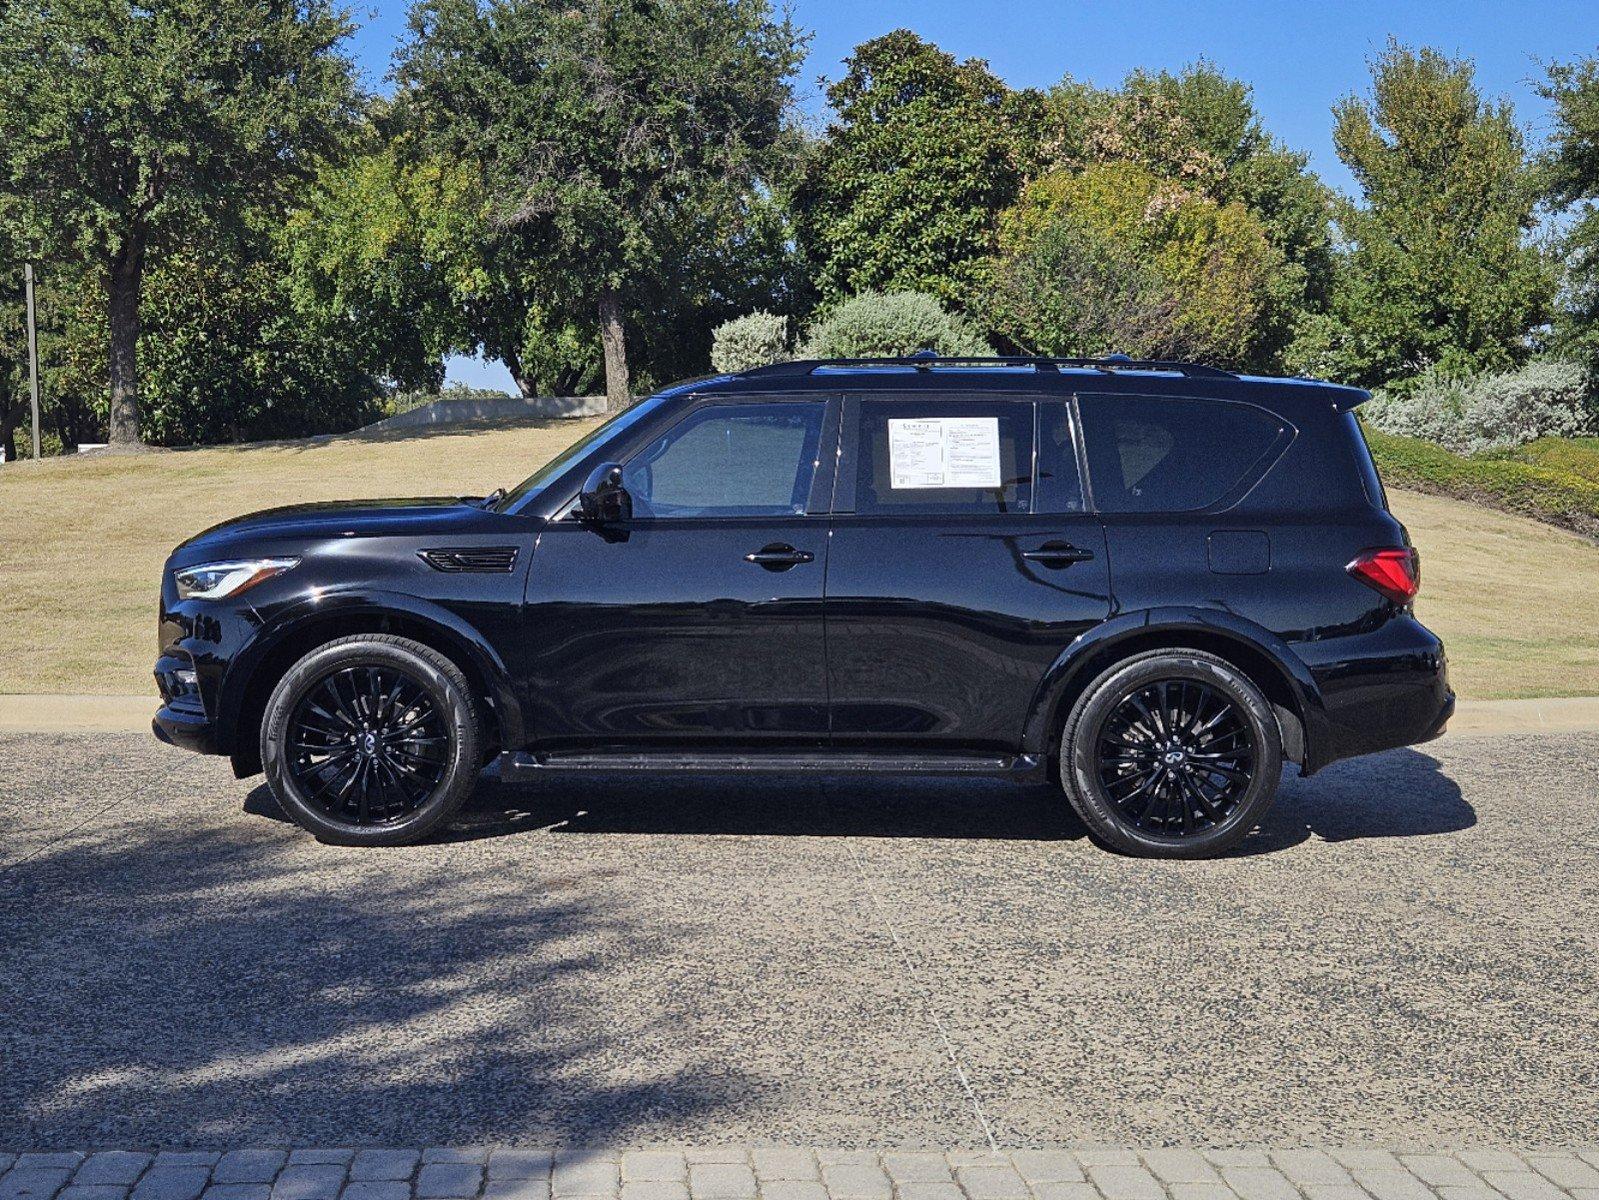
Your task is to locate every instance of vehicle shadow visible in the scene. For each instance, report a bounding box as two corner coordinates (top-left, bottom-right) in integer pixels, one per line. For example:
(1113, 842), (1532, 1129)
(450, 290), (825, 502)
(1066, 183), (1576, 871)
(1237, 745), (1474, 855)
(250, 744), (1477, 852)
(248, 772), (1091, 842)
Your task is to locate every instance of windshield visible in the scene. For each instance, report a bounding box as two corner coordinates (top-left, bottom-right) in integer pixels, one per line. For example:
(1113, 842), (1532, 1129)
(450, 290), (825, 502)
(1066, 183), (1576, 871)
(493, 395), (670, 512)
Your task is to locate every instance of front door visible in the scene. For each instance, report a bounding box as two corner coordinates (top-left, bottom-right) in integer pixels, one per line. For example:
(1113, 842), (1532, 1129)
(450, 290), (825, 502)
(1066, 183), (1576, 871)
(825, 394), (1113, 753)
(523, 397), (836, 750)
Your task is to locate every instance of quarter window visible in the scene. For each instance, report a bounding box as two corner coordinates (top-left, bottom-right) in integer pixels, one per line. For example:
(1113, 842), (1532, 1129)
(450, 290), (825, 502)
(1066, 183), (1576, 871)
(1078, 395), (1285, 513)
(621, 401), (826, 518)
(851, 399), (1034, 515)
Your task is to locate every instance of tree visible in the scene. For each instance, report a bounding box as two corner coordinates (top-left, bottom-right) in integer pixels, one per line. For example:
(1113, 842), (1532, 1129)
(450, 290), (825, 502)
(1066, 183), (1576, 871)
(1298, 42), (1553, 388)
(792, 30), (1039, 310)
(0, 0), (361, 445)
(398, 0), (805, 411)
(984, 163), (1278, 366)
(1540, 50), (1599, 370)
(137, 233), (382, 446)
(1040, 64), (1335, 365)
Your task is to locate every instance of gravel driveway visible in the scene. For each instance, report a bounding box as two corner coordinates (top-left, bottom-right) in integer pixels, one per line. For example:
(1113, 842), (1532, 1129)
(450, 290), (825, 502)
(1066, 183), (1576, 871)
(1, 731), (1595, 1150)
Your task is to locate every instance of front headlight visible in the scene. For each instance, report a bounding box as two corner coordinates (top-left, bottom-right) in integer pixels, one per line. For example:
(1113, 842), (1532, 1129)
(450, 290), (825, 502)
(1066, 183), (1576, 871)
(173, 557), (300, 601)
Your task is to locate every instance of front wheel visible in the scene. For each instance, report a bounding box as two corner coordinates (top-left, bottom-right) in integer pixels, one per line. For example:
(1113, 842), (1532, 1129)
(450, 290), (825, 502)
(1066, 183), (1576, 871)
(1061, 650), (1283, 858)
(260, 634), (482, 846)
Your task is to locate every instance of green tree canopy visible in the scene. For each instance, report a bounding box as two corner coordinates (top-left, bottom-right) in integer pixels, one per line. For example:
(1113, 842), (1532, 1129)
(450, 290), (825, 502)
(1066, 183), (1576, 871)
(792, 30), (1039, 310)
(0, 0), (362, 445)
(984, 163), (1278, 366)
(1540, 50), (1599, 370)
(1294, 41), (1554, 388)
(1040, 63), (1335, 363)
(397, 0), (806, 410)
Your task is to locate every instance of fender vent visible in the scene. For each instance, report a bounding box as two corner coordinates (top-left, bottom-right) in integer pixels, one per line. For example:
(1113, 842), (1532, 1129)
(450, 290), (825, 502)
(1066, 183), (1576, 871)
(418, 547), (519, 573)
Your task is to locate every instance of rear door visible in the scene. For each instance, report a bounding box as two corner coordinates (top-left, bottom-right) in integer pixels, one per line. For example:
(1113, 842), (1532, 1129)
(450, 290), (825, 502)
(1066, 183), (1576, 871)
(824, 393), (1112, 754)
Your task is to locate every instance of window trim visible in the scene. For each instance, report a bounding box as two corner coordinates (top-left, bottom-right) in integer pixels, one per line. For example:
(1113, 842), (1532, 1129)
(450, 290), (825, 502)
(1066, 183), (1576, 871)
(611, 394), (840, 522)
(833, 392), (1041, 517)
(1073, 391), (1297, 516)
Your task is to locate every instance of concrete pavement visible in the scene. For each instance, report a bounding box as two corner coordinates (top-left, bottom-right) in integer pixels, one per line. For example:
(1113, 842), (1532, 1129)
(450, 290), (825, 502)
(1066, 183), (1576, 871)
(1, 730), (1595, 1150)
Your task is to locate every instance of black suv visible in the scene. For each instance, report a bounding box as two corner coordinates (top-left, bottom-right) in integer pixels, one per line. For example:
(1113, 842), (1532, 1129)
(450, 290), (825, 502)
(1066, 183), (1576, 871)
(154, 356), (1452, 857)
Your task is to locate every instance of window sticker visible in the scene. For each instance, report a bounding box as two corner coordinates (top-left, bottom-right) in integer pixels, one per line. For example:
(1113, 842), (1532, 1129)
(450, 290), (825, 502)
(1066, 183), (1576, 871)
(888, 417), (1001, 489)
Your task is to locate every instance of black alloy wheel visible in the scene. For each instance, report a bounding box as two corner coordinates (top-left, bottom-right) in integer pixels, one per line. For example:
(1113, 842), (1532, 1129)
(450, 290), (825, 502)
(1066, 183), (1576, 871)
(261, 634), (482, 845)
(286, 664), (453, 826)
(1062, 649), (1283, 858)
(1095, 678), (1255, 836)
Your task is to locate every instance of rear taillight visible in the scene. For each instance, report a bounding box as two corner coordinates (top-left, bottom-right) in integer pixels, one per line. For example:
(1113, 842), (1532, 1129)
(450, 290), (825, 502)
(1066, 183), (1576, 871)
(1347, 547), (1420, 605)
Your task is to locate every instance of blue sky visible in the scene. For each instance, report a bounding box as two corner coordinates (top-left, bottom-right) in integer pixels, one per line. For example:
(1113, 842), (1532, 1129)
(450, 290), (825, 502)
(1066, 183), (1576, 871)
(343, 0), (1599, 391)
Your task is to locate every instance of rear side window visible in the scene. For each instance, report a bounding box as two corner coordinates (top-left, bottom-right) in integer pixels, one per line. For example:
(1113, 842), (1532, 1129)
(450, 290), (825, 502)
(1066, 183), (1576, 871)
(851, 398), (1034, 515)
(1078, 395), (1285, 513)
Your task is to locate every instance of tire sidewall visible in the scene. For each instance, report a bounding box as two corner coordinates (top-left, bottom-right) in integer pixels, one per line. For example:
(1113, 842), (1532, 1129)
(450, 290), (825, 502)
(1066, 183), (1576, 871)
(1065, 653), (1282, 859)
(261, 638), (480, 846)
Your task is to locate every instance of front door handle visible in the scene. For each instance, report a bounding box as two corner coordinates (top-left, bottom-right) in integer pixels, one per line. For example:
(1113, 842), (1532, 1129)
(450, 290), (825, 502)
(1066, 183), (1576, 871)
(1022, 541), (1096, 568)
(744, 543), (815, 571)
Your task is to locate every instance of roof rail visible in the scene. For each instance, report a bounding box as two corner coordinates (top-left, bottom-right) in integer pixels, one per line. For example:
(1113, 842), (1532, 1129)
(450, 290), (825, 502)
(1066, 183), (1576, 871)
(736, 355), (1237, 380)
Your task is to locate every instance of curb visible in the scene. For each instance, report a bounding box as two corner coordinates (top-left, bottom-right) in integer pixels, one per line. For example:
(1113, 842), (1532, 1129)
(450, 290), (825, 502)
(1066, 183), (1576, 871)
(5, 694), (1599, 739)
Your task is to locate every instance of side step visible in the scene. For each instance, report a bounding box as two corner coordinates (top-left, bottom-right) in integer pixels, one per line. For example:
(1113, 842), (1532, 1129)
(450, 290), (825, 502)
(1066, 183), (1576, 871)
(501, 750), (1045, 781)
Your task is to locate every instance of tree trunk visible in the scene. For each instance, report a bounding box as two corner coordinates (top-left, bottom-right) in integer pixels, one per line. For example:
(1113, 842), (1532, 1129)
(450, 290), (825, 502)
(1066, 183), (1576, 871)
(597, 287), (630, 412)
(0, 400), (17, 465)
(501, 345), (538, 399)
(106, 236), (145, 446)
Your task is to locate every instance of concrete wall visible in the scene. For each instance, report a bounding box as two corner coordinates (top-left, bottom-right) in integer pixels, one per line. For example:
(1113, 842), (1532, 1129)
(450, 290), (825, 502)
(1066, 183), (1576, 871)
(364, 393), (607, 432)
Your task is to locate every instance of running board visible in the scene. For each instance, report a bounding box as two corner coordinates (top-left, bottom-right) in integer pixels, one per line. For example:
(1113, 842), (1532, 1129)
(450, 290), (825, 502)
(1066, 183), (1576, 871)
(501, 750), (1045, 781)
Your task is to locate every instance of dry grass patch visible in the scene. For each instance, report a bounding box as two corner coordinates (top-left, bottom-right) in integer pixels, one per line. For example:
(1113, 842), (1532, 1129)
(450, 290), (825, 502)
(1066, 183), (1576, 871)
(2, 425), (1596, 699)
(0, 419), (603, 695)
(1387, 488), (1599, 699)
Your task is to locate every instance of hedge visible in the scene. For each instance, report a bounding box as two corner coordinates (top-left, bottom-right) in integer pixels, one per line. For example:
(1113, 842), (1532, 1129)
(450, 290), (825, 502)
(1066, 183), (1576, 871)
(1365, 428), (1599, 542)
(1492, 436), (1599, 487)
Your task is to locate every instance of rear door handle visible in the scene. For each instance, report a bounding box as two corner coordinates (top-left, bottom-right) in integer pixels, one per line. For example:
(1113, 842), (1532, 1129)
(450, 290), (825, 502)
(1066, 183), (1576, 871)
(744, 543), (815, 571)
(1022, 541), (1096, 567)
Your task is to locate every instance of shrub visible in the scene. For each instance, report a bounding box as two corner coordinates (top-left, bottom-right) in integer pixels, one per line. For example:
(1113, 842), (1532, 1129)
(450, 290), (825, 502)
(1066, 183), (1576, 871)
(1365, 426), (1599, 541)
(802, 291), (992, 359)
(1496, 436), (1599, 485)
(710, 311), (790, 373)
(1364, 359), (1594, 454)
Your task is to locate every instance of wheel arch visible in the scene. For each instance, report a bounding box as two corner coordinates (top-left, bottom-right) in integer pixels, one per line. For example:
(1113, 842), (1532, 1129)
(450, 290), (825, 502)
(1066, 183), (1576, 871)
(1023, 609), (1329, 775)
(219, 591), (525, 778)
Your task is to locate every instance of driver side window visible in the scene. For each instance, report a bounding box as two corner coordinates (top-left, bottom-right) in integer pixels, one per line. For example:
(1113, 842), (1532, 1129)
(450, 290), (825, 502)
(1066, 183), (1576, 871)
(621, 402), (826, 518)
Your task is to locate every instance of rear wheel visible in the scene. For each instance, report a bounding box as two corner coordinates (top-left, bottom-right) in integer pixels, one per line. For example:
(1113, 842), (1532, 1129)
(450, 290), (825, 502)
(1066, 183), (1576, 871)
(1061, 649), (1282, 858)
(260, 634), (481, 845)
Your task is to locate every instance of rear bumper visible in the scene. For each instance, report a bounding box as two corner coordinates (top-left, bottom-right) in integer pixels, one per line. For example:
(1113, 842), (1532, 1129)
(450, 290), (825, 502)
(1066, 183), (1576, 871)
(1300, 614), (1453, 773)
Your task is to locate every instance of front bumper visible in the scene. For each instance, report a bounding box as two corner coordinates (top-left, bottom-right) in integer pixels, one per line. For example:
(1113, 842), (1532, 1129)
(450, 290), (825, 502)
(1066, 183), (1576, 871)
(152, 579), (265, 758)
(152, 705), (223, 755)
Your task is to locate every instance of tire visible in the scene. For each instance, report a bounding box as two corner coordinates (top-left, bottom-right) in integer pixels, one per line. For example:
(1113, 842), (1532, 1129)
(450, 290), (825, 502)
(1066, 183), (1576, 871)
(1060, 649), (1283, 859)
(260, 634), (482, 846)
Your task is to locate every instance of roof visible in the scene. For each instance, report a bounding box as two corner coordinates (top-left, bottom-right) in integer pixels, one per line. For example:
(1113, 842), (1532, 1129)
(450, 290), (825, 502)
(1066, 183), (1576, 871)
(697, 355), (1370, 412)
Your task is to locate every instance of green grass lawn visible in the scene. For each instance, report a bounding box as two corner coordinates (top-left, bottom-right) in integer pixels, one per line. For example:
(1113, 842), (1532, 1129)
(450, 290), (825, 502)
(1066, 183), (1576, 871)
(3, 418), (1598, 699)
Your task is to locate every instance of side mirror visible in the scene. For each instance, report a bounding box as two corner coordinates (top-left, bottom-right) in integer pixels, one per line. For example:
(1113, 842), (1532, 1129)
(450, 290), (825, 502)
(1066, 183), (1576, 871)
(578, 462), (631, 524)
